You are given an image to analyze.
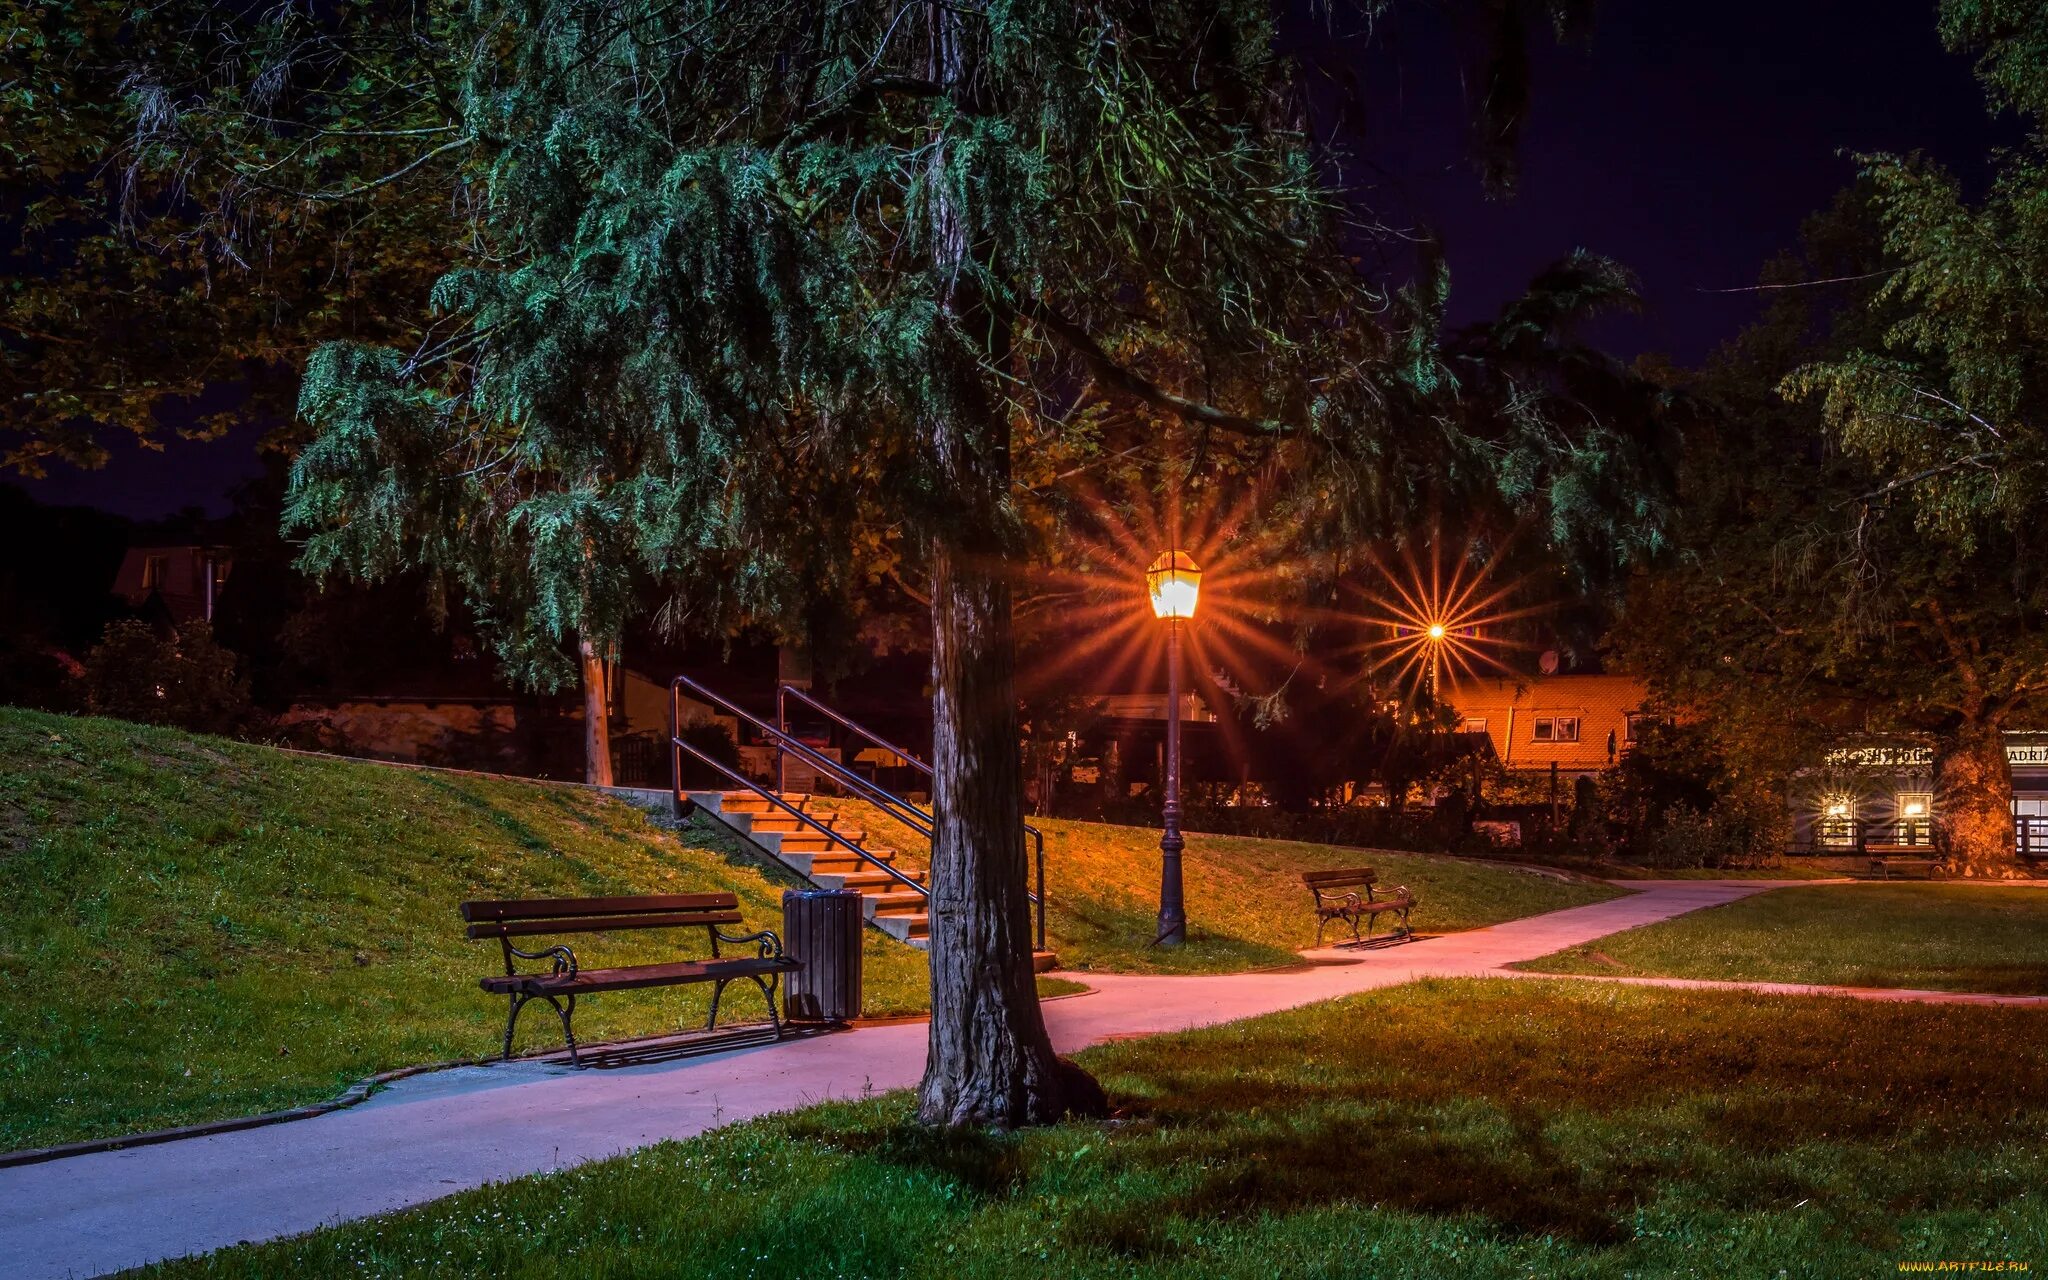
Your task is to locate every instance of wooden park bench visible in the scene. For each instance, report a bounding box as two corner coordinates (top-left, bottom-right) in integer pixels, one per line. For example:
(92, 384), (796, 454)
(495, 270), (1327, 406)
(1303, 868), (1416, 946)
(1867, 854), (1940, 880)
(459, 893), (800, 1066)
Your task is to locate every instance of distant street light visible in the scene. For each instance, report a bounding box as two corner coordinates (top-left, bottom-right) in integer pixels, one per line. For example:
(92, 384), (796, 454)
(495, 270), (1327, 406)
(1146, 549), (1202, 947)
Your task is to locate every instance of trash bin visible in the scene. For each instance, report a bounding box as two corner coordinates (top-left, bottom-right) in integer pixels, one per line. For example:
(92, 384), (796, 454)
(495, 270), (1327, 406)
(781, 889), (863, 1022)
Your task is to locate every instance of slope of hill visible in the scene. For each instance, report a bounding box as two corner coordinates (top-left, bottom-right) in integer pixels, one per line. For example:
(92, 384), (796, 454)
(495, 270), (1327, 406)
(0, 708), (931, 1150)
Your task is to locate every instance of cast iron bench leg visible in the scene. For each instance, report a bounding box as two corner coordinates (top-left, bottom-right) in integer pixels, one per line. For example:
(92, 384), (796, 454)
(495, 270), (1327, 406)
(502, 991), (530, 1061)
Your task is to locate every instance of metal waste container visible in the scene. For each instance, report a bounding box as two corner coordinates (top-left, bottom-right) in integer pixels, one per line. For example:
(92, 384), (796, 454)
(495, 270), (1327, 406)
(782, 889), (863, 1022)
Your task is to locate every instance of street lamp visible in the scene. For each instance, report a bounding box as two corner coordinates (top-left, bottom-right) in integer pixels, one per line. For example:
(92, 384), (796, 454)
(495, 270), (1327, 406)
(1146, 549), (1201, 946)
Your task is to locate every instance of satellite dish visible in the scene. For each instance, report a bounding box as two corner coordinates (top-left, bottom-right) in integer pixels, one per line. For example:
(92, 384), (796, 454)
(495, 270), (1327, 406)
(1539, 650), (1560, 675)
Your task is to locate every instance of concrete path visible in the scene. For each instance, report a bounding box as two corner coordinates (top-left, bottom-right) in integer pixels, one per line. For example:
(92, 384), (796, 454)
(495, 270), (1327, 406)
(0, 878), (1978, 1279)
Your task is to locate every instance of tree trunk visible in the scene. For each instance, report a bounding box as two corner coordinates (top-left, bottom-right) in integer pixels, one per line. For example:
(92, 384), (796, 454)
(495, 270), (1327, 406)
(579, 636), (614, 787)
(917, 542), (1068, 1126)
(1934, 716), (2021, 878)
(912, 0), (1081, 1129)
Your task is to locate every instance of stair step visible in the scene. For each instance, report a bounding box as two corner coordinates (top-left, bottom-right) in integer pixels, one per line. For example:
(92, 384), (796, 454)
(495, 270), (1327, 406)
(863, 891), (928, 916)
(871, 912), (930, 947)
(815, 870), (927, 892)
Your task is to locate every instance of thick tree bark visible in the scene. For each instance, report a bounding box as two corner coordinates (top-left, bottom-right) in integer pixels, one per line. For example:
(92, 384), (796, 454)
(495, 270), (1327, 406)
(913, 0), (1084, 1128)
(917, 541), (1068, 1126)
(579, 636), (614, 787)
(1934, 716), (2022, 878)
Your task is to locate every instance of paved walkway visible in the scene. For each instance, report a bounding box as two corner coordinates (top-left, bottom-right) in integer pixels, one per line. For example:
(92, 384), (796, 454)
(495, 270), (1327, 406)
(0, 878), (2027, 1278)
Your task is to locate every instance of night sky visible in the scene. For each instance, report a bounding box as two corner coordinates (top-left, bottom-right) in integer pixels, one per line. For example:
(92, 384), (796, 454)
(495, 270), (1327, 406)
(21, 0), (2007, 521)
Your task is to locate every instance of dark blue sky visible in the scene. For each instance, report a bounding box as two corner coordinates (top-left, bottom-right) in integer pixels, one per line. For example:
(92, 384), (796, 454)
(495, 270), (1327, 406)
(24, 0), (2007, 520)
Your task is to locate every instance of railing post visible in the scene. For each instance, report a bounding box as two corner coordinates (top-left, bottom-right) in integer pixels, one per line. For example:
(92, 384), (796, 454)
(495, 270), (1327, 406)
(668, 679), (683, 817)
(1034, 828), (1047, 954)
(775, 684), (787, 796)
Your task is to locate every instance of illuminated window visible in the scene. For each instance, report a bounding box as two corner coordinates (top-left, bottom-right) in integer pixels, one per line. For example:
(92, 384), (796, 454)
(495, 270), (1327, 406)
(1624, 712), (1661, 743)
(1532, 716), (1580, 743)
(1460, 717), (1488, 734)
(140, 555), (168, 590)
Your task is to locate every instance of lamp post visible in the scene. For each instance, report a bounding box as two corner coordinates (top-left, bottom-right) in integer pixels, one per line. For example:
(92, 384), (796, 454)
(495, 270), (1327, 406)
(1146, 549), (1202, 947)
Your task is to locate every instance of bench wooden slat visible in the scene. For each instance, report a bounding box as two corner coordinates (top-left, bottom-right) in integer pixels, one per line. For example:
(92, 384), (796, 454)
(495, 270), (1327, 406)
(465, 910), (744, 940)
(460, 893), (738, 923)
(1303, 869), (1376, 888)
(481, 955), (798, 996)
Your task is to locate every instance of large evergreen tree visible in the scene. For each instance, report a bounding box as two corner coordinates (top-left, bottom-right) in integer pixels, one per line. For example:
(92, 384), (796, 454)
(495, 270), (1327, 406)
(66, 0), (1648, 1124)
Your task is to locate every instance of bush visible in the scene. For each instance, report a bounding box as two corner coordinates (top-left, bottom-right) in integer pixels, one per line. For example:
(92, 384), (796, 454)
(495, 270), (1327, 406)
(1640, 790), (1787, 869)
(83, 619), (254, 735)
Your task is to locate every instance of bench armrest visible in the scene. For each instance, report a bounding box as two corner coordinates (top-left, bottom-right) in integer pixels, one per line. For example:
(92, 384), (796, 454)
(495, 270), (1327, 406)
(507, 941), (579, 980)
(712, 926), (785, 961)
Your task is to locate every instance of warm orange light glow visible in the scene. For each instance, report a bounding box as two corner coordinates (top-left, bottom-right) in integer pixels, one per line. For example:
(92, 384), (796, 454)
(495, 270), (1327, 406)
(1349, 540), (1537, 699)
(1146, 550), (1202, 620)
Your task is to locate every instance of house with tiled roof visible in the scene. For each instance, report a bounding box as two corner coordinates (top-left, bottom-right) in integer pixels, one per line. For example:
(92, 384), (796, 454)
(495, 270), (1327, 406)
(1440, 674), (1653, 777)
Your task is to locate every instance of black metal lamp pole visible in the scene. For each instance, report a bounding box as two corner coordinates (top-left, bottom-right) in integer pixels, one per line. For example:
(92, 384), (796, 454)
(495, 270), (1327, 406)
(1157, 615), (1187, 946)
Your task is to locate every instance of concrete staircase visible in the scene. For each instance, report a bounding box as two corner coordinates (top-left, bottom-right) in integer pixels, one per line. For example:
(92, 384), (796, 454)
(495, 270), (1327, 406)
(686, 789), (930, 948)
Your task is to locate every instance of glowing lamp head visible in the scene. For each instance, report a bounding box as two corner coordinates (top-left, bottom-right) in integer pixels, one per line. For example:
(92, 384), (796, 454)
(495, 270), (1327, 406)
(1824, 798), (1851, 819)
(1146, 550), (1202, 620)
(1902, 799), (1927, 818)
(1426, 622), (1447, 641)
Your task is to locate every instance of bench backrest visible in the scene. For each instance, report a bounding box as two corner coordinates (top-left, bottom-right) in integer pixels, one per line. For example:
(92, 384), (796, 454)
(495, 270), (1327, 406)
(1303, 868), (1377, 899)
(460, 893), (742, 940)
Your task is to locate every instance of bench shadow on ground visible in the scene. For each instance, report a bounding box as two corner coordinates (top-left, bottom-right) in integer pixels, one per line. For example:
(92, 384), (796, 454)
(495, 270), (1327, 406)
(358, 1021), (841, 1109)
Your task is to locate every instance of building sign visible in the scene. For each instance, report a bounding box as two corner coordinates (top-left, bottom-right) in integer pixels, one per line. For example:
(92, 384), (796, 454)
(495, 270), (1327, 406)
(1824, 741), (2048, 768)
(1823, 745), (1933, 767)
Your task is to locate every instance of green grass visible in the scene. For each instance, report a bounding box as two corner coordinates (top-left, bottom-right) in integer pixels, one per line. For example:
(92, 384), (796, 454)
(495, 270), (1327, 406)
(1519, 883), (2048, 994)
(0, 707), (1614, 1152)
(140, 980), (2048, 1279)
(815, 800), (1623, 973)
(0, 708), (933, 1151)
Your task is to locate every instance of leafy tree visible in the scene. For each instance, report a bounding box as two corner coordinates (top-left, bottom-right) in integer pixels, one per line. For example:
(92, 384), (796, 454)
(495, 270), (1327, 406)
(78, 0), (1656, 1125)
(1620, 186), (2046, 877)
(1742, 2), (2048, 875)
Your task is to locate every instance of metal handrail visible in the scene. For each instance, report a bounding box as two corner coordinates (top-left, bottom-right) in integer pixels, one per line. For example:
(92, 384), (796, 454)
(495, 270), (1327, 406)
(777, 683), (1047, 953)
(676, 675), (935, 843)
(669, 683), (928, 901)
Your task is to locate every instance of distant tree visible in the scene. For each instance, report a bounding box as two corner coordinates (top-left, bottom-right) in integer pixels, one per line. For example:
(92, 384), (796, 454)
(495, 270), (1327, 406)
(1756, 3), (2048, 875)
(84, 618), (253, 735)
(1621, 187), (2047, 878)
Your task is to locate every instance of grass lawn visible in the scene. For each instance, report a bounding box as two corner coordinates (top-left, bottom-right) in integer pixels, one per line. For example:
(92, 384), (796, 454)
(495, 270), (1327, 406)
(1518, 883), (2048, 994)
(143, 979), (2048, 1278)
(0, 708), (933, 1151)
(815, 799), (1622, 973)
(1, 707), (1611, 1151)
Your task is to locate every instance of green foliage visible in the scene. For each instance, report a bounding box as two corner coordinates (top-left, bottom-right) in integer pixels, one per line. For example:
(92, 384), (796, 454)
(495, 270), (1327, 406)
(1787, 0), (2048, 550)
(82, 618), (253, 734)
(1617, 184), (2048, 797)
(0, 1), (459, 473)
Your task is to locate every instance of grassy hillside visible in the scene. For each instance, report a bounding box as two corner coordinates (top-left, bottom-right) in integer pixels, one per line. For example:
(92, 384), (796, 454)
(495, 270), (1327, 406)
(813, 799), (1623, 973)
(0, 708), (931, 1151)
